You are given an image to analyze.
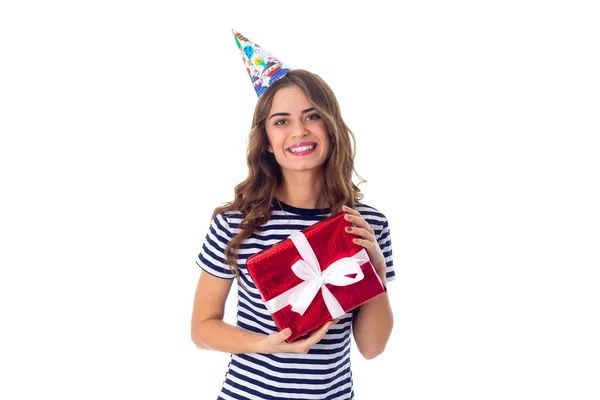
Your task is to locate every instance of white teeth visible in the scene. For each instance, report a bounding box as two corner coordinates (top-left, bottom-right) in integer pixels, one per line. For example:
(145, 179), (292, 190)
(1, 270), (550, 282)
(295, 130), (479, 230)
(289, 144), (315, 153)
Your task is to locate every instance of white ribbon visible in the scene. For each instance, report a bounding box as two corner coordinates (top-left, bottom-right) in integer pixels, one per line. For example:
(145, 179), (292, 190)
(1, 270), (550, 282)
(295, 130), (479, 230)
(265, 231), (368, 319)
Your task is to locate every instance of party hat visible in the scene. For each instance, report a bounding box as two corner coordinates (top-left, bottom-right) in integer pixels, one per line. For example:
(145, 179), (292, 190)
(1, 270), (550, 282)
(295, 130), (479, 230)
(232, 29), (292, 97)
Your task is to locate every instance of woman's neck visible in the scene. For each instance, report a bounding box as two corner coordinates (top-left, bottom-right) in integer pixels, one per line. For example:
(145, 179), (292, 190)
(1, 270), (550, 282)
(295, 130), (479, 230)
(276, 171), (326, 209)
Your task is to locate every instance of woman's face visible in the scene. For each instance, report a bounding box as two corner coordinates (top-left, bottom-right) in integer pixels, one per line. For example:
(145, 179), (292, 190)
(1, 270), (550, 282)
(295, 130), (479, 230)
(265, 84), (331, 175)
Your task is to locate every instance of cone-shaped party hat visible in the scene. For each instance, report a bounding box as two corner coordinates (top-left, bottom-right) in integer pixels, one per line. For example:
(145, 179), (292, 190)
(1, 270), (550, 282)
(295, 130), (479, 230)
(232, 29), (292, 98)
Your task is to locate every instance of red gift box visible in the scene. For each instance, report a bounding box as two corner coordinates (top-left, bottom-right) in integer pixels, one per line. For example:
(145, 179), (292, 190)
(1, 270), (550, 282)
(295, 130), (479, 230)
(246, 212), (386, 343)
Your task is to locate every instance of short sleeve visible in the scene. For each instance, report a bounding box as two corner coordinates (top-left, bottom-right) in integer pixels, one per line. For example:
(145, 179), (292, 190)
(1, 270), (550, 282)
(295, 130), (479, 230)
(195, 212), (235, 280)
(377, 218), (395, 283)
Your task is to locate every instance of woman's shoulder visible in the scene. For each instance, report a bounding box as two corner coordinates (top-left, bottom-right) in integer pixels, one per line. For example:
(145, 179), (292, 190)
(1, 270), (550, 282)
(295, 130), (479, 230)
(354, 202), (392, 243)
(210, 207), (243, 232)
(354, 201), (391, 226)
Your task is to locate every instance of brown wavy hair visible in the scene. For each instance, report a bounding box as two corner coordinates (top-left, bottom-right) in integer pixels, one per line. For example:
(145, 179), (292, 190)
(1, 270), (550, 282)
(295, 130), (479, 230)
(213, 69), (365, 285)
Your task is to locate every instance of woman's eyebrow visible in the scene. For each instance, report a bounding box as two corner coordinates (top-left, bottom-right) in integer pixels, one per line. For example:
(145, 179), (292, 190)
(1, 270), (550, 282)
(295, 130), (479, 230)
(268, 107), (315, 121)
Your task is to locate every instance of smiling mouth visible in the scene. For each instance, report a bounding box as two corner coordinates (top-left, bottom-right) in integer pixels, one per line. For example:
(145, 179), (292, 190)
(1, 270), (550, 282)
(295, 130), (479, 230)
(288, 142), (317, 154)
(288, 143), (316, 153)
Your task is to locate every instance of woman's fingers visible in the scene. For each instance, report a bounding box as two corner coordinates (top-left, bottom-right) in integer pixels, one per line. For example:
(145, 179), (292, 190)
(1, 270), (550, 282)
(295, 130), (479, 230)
(268, 327), (292, 345)
(341, 205), (359, 215)
(343, 209), (375, 235)
(351, 237), (378, 249)
(277, 319), (340, 354)
(295, 321), (335, 353)
(342, 208), (387, 273)
(345, 225), (376, 242)
(306, 319), (340, 343)
(310, 320), (337, 341)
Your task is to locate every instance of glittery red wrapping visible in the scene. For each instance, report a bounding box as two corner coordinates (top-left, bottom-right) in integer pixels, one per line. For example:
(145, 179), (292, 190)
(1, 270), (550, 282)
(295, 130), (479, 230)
(246, 212), (385, 343)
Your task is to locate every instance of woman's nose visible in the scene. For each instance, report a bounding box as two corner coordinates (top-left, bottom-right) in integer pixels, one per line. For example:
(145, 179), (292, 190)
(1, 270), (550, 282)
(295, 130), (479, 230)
(290, 120), (309, 137)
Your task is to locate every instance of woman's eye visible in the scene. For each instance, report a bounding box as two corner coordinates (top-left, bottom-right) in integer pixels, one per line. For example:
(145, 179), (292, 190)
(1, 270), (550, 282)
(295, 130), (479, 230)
(274, 119), (287, 126)
(307, 114), (320, 121)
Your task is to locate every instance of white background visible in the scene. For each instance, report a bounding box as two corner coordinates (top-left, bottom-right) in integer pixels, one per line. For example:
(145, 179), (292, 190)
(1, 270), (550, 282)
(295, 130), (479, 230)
(1, 1), (599, 399)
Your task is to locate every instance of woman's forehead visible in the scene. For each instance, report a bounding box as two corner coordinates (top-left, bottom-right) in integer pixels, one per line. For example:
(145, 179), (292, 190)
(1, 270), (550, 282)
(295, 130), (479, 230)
(269, 85), (312, 112)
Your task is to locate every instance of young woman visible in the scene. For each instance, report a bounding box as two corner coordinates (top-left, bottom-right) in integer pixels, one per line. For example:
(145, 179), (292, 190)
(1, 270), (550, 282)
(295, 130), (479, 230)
(191, 32), (395, 400)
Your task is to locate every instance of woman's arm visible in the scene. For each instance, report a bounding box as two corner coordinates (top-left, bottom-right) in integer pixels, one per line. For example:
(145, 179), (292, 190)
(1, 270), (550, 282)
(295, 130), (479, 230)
(190, 271), (337, 354)
(351, 268), (393, 359)
(342, 206), (394, 360)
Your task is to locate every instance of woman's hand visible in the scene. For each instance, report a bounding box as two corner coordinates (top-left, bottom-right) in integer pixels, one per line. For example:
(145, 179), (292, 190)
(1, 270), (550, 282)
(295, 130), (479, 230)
(342, 205), (387, 275)
(257, 319), (339, 354)
(342, 205), (393, 359)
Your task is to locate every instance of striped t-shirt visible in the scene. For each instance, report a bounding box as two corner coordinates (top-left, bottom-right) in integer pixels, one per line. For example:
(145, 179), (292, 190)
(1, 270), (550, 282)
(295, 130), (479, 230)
(196, 199), (395, 400)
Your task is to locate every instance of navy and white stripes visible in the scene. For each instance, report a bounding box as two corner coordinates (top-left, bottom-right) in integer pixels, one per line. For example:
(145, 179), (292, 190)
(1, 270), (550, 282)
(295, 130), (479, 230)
(196, 199), (395, 400)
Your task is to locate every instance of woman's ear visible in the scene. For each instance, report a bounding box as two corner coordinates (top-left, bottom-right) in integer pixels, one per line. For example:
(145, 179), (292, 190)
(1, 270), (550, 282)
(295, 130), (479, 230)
(267, 144), (273, 153)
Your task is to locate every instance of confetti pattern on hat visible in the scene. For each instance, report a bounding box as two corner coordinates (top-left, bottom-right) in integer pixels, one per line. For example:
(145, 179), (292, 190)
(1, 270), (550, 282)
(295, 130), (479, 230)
(232, 29), (292, 97)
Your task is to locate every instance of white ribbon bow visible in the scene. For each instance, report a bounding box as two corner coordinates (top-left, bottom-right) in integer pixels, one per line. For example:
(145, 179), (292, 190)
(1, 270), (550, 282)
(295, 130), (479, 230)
(265, 231), (368, 319)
